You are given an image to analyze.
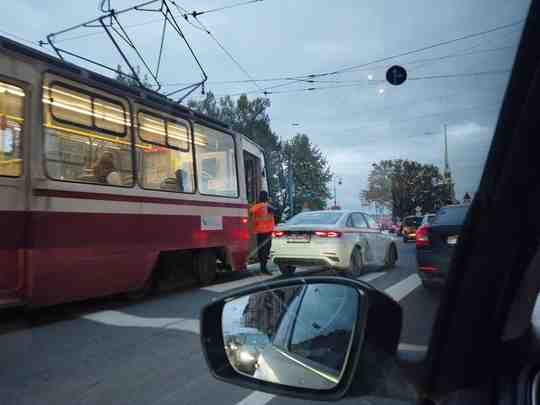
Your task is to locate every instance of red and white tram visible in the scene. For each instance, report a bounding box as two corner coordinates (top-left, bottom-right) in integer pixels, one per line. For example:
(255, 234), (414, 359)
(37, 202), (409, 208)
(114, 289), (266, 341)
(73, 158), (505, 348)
(0, 36), (268, 308)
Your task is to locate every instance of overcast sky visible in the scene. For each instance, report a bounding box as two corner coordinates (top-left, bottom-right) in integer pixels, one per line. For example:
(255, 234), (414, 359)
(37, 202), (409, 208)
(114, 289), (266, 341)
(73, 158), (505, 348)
(1, 0), (531, 210)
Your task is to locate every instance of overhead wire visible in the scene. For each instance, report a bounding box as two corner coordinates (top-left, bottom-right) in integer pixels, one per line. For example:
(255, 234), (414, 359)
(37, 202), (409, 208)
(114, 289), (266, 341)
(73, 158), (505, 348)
(205, 20), (523, 91)
(217, 69), (512, 96)
(52, 18), (163, 43)
(313, 19), (524, 78)
(176, 8), (264, 92)
(161, 43), (517, 88)
(48, 0), (265, 44)
(182, 0), (263, 18)
(187, 21), (522, 96)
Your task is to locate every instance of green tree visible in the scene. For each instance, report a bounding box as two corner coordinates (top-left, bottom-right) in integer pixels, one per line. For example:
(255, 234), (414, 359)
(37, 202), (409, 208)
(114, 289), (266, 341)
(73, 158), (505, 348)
(115, 65), (152, 89)
(362, 159), (452, 220)
(283, 134), (333, 214)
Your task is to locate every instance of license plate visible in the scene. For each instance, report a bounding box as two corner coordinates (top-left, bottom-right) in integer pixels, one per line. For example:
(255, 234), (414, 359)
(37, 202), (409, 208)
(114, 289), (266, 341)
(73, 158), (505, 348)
(447, 235), (459, 245)
(287, 233), (310, 243)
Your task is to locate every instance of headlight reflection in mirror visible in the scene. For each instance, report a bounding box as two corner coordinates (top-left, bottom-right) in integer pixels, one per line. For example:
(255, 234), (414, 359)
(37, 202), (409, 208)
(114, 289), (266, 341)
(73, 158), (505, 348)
(222, 283), (361, 390)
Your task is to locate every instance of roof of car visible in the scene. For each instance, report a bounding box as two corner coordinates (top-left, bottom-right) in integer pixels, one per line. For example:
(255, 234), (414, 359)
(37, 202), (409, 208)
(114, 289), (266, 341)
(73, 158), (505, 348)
(299, 210), (362, 215)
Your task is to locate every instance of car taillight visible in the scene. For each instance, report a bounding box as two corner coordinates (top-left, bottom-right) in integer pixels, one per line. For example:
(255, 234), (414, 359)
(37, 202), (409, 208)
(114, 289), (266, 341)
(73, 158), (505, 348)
(416, 225), (430, 248)
(272, 231), (286, 238)
(419, 266), (438, 272)
(241, 218), (248, 224)
(314, 231), (342, 238)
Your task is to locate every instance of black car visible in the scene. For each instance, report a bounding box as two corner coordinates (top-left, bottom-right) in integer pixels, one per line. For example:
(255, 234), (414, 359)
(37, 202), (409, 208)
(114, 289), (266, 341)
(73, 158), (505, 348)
(415, 204), (469, 288)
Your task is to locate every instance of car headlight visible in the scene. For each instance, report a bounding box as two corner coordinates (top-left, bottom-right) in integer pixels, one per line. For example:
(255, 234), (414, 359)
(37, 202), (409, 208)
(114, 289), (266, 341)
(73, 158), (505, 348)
(239, 351), (256, 363)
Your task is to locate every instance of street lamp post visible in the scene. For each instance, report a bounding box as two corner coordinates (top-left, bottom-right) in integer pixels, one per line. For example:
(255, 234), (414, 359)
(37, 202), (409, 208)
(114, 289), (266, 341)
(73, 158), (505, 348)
(333, 176), (342, 208)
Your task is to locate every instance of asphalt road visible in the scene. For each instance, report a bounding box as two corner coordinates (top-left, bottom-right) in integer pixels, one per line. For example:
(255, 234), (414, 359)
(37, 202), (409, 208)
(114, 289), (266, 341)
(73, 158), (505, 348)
(0, 240), (441, 405)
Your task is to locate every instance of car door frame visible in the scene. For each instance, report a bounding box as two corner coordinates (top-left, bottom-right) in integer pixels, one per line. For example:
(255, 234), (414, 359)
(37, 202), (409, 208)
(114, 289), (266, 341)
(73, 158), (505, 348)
(346, 212), (376, 264)
(361, 212), (386, 263)
(422, 2), (540, 399)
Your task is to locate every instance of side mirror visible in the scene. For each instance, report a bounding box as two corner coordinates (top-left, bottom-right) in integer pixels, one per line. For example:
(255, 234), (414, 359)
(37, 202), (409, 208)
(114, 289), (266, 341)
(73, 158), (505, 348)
(200, 276), (407, 401)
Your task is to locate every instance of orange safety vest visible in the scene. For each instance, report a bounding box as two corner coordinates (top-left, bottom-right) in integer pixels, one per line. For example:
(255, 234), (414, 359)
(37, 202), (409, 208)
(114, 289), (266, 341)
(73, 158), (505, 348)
(250, 202), (275, 234)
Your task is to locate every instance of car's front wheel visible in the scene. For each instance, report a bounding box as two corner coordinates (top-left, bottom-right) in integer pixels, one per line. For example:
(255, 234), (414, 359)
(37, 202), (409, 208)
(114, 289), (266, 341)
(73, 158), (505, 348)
(278, 264), (296, 275)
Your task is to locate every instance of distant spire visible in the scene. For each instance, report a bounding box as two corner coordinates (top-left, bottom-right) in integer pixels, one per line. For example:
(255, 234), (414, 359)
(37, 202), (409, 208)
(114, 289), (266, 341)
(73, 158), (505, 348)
(444, 124), (450, 177)
(442, 124), (456, 203)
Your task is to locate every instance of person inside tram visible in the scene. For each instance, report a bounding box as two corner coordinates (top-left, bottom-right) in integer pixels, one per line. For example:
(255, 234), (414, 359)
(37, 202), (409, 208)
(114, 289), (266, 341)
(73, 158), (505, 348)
(94, 151), (122, 186)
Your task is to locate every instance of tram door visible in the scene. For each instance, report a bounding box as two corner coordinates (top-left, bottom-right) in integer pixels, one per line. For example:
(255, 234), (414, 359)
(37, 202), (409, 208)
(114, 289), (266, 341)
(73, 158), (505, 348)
(0, 79), (27, 300)
(243, 151), (262, 262)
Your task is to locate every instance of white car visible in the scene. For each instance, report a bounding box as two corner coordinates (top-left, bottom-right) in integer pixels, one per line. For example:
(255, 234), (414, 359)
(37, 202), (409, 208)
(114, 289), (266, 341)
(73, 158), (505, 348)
(271, 210), (398, 275)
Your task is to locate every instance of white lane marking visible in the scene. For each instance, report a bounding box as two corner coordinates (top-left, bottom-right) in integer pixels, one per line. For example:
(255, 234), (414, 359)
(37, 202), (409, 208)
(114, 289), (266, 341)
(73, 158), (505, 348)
(384, 274), (422, 301)
(202, 275), (271, 293)
(358, 271), (385, 283)
(83, 310), (199, 333)
(398, 343), (428, 352)
(235, 391), (275, 405)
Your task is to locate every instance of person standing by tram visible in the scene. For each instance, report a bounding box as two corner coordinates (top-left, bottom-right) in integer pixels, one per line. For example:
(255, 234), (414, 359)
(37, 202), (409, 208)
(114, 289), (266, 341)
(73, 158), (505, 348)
(250, 191), (277, 275)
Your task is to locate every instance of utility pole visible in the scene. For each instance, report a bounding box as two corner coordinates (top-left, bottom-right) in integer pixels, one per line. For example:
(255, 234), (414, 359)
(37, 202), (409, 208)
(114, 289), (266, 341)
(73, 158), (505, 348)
(333, 176), (342, 208)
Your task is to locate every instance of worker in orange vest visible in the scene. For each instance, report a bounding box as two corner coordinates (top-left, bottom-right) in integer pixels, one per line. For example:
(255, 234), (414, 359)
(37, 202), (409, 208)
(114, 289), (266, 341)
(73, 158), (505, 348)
(250, 190), (276, 275)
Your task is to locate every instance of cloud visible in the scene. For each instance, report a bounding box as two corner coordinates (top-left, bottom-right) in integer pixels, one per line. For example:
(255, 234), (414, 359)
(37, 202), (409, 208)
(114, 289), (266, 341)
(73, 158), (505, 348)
(2, 0), (529, 212)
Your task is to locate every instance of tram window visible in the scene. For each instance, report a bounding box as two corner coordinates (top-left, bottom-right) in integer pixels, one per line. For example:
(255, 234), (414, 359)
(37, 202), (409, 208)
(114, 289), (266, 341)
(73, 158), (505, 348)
(49, 84), (92, 127)
(94, 98), (126, 135)
(0, 81), (24, 177)
(137, 112), (195, 193)
(194, 124), (238, 197)
(139, 112), (166, 145)
(167, 120), (189, 151)
(43, 82), (133, 187)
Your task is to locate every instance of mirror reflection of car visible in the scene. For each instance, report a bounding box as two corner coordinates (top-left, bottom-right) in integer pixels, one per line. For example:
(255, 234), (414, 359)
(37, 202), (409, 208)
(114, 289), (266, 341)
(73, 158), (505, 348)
(233, 333), (270, 374)
(223, 328), (270, 375)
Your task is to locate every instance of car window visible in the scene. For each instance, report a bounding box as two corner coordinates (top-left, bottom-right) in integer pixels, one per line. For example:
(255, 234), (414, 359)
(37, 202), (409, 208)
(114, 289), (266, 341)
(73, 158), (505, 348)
(433, 206), (469, 225)
(404, 217), (422, 227)
(351, 213), (368, 228)
(363, 214), (380, 229)
(287, 212), (343, 225)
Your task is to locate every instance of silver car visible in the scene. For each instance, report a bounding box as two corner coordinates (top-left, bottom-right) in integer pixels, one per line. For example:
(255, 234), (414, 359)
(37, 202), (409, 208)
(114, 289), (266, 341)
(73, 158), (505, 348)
(271, 210), (398, 275)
